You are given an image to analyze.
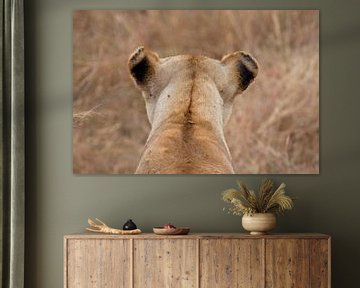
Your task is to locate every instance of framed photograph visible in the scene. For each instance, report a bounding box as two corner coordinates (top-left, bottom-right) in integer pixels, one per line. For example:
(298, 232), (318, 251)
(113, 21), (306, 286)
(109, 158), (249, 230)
(73, 10), (319, 175)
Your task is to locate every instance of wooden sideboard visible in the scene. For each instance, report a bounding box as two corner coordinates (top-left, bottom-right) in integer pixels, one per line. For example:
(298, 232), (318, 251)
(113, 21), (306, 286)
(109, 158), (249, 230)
(64, 233), (330, 288)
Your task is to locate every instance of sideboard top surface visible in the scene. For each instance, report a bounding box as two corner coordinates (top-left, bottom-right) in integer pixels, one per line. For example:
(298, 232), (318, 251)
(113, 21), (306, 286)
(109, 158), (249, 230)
(64, 232), (330, 240)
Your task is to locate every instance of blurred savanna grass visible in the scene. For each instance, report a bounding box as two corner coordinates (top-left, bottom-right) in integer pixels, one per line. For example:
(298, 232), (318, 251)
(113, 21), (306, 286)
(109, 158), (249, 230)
(73, 10), (319, 174)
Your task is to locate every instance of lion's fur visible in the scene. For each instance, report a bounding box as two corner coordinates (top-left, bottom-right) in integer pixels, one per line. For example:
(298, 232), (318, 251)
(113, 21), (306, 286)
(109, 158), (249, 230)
(129, 47), (258, 174)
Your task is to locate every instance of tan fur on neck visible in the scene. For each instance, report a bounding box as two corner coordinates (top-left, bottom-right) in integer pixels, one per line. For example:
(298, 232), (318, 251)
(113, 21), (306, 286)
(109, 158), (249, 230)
(129, 48), (258, 174)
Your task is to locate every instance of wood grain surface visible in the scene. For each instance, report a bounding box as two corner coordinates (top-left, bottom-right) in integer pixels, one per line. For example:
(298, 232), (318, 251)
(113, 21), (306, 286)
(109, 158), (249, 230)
(310, 239), (330, 288)
(133, 239), (198, 288)
(66, 239), (131, 288)
(64, 234), (330, 288)
(200, 239), (264, 288)
(265, 239), (310, 287)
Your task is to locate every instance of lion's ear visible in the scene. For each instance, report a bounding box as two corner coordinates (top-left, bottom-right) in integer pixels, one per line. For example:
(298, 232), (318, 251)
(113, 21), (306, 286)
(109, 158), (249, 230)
(221, 51), (258, 91)
(128, 46), (159, 88)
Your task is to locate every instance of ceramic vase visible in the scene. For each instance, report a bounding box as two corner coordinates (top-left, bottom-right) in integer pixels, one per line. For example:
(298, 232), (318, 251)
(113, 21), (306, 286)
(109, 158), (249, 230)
(242, 213), (276, 235)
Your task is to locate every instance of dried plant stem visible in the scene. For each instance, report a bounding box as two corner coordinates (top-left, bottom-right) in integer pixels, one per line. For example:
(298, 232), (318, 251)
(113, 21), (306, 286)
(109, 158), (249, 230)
(86, 218), (142, 235)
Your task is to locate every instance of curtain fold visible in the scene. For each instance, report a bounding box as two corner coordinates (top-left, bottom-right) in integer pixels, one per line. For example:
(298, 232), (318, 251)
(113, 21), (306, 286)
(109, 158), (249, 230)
(1, 0), (25, 287)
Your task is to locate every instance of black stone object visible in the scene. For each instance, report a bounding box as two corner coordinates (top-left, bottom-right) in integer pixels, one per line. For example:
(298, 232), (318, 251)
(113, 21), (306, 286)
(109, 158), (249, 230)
(123, 219), (137, 230)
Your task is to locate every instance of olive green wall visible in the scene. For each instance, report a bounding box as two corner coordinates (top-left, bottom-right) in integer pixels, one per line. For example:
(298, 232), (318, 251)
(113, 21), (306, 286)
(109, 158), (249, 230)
(24, 0), (360, 287)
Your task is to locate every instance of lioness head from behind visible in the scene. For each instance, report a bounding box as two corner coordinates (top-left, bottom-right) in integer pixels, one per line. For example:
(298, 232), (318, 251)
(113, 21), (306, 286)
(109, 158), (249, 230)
(128, 47), (258, 174)
(128, 47), (258, 129)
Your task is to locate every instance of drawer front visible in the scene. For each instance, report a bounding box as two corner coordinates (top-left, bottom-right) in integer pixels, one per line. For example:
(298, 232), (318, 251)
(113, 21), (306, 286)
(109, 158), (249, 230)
(200, 239), (264, 288)
(65, 239), (131, 288)
(133, 239), (198, 288)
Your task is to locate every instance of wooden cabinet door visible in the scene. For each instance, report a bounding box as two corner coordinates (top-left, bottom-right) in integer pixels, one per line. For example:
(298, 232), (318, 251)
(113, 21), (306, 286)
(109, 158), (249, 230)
(309, 239), (330, 288)
(66, 239), (131, 288)
(265, 239), (329, 288)
(200, 239), (264, 288)
(266, 239), (309, 287)
(133, 239), (198, 288)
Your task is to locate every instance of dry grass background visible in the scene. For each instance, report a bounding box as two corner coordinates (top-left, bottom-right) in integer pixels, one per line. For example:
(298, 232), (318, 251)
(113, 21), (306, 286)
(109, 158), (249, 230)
(73, 10), (319, 174)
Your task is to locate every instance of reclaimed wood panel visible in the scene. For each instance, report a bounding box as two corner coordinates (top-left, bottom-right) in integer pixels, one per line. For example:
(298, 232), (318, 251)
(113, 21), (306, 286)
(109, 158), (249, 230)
(64, 234), (330, 288)
(200, 239), (264, 288)
(133, 239), (197, 288)
(265, 239), (310, 288)
(66, 239), (131, 288)
(310, 239), (330, 288)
